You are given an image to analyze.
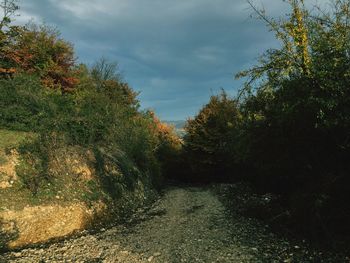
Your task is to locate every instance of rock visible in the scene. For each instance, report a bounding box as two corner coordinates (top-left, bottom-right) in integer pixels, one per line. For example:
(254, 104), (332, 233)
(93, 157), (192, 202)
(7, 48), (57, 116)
(0, 186), (343, 263)
(153, 252), (161, 257)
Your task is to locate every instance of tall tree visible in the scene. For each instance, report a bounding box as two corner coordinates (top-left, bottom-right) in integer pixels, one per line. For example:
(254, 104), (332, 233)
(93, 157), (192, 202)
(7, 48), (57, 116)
(184, 91), (242, 182)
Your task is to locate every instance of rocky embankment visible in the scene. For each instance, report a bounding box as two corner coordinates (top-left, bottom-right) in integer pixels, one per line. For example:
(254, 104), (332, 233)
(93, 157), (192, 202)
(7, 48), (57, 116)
(0, 131), (153, 251)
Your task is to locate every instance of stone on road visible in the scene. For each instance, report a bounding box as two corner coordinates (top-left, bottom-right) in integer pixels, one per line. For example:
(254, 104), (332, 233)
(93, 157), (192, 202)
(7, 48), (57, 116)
(0, 186), (342, 262)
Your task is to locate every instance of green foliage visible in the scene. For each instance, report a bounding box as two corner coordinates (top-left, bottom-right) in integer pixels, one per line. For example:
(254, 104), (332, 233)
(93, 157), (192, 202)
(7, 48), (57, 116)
(0, 28), (169, 198)
(183, 91), (242, 182)
(88, 58), (140, 108)
(84, 179), (103, 202)
(0, 71), (165, 193)
(0, 0), (175, 198)
(183, 0), (350, 246)
(16, 134), (50, 195)
(0, 129), (30, 149)
(0, 74), (54, 131)
(236, 0), (350, 242)
(0, 0), (19, 31)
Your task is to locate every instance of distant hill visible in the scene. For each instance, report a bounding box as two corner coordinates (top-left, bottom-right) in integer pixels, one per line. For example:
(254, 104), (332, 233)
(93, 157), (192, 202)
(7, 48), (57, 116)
(164, 120), (186, 137)
(165, 120), (186, 129)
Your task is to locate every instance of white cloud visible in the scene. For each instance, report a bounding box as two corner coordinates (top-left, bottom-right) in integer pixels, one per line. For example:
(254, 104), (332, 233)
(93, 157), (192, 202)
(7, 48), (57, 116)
(14, 0), (333, 120)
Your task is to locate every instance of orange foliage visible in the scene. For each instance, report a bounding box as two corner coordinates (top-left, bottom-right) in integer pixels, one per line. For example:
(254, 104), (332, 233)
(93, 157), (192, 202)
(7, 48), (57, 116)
(0, 67), (16, 73)
(0, 25), (78, 92)
(148, 111), (182, 150)
(0, 67), (16, 78)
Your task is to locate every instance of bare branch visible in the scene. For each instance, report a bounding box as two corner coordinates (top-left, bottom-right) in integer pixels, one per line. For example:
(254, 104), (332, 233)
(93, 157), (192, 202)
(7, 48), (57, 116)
(0, 0), (19, 30)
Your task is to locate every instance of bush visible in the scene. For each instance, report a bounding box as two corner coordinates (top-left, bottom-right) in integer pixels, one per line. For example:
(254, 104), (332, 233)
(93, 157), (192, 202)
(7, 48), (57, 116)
(0, 71), (168, 194)
(183, 91), (242, 183)
(0, 74), (52, 131)
(182, 0), (350, 247)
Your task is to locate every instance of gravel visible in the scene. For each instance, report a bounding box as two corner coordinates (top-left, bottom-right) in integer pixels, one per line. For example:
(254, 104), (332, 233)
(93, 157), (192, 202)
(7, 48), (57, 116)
(0, 185), (347, 262)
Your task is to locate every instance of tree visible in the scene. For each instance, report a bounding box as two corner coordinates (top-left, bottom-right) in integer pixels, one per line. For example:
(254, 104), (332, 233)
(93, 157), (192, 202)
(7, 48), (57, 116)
(0, 23), (79, 91)
(236, 0), (312, 97)
(0, 0), (78, 90)
(184, 91), (242, 182)
(0, 0), (19, 31)
(0, 0), (19, 78)
(89, 58), (139, 108)
(233, 0), (350, 239)
(91, 57), (122, 86)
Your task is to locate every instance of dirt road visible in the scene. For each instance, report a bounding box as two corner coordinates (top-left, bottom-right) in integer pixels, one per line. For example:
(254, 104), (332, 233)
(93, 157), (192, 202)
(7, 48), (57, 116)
(0, 186), (344, 262)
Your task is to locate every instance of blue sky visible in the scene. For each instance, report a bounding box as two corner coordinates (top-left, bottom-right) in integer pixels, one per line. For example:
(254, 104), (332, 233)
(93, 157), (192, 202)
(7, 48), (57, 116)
(15, 0), (327, 120)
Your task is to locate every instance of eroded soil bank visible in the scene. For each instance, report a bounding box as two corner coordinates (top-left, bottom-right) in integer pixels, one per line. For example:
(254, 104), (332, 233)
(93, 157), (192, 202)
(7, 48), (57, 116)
(0, 186), (346, 263)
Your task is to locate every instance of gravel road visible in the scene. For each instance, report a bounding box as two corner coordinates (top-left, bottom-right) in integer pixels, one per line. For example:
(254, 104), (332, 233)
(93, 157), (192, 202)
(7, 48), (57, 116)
(0, 186), (346, 263)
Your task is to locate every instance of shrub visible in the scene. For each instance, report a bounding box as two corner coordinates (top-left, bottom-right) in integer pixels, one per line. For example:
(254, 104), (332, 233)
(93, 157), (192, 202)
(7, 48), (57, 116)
(183, 91), (242, 183)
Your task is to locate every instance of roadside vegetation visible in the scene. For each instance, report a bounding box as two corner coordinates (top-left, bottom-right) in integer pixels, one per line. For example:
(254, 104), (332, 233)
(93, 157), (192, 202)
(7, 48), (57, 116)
(1, 0), (349, 258)
(0, 0), (180, 219)
(182, 0), (350, 252)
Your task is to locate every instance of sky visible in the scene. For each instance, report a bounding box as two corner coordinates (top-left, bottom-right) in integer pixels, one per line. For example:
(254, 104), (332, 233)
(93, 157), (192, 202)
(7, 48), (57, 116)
(14, 0), (328, 120)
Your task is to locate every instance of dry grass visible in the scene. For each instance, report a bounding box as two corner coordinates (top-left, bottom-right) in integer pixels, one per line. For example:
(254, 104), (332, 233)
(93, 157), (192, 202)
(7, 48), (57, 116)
(0, 130), (33, 150)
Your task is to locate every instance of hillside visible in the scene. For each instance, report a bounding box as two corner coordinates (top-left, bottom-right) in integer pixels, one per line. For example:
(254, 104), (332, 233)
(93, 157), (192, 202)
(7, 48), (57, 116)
(0, 5), (180, 249)
(0, 129), (160, 249)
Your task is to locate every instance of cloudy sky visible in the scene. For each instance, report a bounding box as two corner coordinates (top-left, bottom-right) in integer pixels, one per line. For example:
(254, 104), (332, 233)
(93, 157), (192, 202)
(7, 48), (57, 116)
(15, 0), (327, 120)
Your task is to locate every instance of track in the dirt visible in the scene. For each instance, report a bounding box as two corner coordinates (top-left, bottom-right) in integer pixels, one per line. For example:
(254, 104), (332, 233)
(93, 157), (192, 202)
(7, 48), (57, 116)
(0, 186), (345, 263)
